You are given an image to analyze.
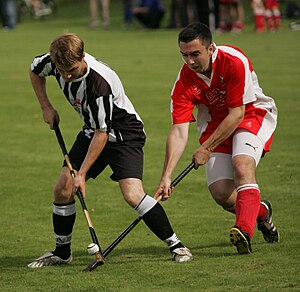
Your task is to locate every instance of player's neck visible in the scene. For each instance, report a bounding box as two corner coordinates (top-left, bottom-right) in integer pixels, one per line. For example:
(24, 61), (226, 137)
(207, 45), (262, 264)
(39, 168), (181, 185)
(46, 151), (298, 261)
(203, 60), (212, 78)
(203, 68), (212, 78)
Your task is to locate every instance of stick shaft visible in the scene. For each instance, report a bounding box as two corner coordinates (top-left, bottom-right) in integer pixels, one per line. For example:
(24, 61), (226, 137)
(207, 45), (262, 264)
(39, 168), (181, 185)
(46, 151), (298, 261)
(103, 162), (195, 257)
(53, 122), (104, 260)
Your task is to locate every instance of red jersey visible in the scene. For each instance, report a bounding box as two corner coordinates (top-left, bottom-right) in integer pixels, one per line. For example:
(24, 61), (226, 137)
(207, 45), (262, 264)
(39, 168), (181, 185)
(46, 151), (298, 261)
(171, 44), (277, 154)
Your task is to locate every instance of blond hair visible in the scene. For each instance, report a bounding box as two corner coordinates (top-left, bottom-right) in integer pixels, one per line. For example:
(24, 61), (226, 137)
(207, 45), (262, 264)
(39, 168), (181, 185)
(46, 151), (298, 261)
(50, 33), (84, 67)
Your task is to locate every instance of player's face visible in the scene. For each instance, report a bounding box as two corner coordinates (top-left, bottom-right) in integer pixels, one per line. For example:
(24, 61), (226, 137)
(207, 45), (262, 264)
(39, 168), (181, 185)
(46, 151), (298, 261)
(56, 58), (87, 82)
(179, 39), (214, 76)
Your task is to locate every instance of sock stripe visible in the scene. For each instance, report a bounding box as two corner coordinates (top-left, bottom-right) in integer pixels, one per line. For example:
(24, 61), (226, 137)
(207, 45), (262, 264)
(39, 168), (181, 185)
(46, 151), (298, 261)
(54, 233), (72, 245)
(135, 194), (157, 217)
(236, 184), (259, 192)
(53, 202), (76, 216)
(164, 233), (180, 248)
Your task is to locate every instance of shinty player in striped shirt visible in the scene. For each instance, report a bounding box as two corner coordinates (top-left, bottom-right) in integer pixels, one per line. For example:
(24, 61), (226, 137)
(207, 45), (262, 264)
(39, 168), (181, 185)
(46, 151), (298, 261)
(27, 33), (192, 268)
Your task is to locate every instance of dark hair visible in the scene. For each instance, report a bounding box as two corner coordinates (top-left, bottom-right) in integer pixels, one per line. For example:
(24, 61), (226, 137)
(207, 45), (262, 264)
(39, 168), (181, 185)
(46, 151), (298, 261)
(178, 23), (212, 48)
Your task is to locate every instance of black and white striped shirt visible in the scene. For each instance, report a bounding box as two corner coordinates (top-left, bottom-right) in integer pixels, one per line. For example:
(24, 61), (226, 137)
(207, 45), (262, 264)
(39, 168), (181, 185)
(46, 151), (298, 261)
(31, 53), (146, 143)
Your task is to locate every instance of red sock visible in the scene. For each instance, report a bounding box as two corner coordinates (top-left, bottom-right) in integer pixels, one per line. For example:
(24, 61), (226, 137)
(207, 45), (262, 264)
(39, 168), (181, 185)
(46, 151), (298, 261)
(266, 16), (274, 30)
(235, 184), (261, 238)
(274, 15), (280, 29)
(257, 202), (268, 223)
(255, 14), (265, 32)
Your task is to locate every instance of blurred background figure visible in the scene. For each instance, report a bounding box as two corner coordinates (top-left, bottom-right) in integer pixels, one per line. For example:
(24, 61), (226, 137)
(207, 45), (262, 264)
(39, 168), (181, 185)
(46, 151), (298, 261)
(166, 0), (219, 30)
(0, 0), (17, 30)
(264, 0), (281, 31)
(167, 0), (191, 28)
(123, 0), (133, 27)
(89, 0), (110, 29)
(193, 0), (210, 27)
(285, 1), (300, 19)
(17, 0), (55, 22)
(231, 0), (244, 32)
(31, 0), (52, 18)
(251, 0), (266, 32)
(210, 0), (219, 30)
(217, 0), (244, 33)
(132, 0), (165, 29)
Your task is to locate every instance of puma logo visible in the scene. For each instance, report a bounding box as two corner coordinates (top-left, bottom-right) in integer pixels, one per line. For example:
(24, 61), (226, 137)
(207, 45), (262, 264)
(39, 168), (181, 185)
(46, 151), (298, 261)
(245, 143), (259, 152)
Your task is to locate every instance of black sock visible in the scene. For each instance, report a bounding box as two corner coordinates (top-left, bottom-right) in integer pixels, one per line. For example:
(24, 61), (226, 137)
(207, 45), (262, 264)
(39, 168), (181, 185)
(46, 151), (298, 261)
(53, 244), (71, 259)
(142, 203), (175, 241)
(52, 201), (76, 259)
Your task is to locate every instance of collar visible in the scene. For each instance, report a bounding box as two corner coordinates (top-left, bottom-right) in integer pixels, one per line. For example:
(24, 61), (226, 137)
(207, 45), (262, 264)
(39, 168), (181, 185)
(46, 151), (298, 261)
(212, 43), (218, 64)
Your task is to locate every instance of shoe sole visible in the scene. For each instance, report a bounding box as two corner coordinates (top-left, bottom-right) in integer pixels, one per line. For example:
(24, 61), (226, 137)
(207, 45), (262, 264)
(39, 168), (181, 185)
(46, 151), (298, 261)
(230, 228), (252, 254)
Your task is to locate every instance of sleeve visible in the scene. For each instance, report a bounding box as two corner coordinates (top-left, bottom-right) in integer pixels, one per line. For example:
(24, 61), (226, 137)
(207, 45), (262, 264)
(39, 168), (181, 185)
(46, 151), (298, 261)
(171, 77), (196, 125)
(30, 53), (56, 77)
(227, 54), (254, 108)
(91, 94), (113, 132)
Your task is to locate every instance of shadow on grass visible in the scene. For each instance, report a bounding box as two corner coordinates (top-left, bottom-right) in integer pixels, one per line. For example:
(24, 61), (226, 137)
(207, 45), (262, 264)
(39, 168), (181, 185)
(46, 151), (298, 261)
(0, 241), (240, 271)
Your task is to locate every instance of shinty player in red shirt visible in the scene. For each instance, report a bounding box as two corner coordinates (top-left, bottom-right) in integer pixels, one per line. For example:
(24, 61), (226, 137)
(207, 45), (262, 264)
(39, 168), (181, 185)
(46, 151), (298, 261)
(154, 22), (279, 254)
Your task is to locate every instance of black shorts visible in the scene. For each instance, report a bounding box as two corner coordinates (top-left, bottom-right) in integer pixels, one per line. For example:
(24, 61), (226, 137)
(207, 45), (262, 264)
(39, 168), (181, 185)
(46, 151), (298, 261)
(64, 131), (145, 182)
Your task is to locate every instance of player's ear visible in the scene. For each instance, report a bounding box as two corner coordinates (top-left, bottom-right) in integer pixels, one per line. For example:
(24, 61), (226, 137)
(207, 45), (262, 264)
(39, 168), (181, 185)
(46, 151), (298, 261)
(208, 44), (214, 56)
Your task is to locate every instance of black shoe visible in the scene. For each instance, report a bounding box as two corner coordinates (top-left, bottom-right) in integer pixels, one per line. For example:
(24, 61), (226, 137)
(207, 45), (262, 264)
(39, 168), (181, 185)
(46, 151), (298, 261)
(258, 200), (279, 243)
(230, 226), (252, 254)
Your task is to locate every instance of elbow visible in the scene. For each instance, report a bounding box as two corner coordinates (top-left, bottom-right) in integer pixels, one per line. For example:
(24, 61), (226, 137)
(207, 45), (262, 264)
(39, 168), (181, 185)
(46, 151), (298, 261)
(237, 113), (244, 125)
(230, 106), (245, 126)
(168, 123), (189, 149)
(238, 107), (245, 124)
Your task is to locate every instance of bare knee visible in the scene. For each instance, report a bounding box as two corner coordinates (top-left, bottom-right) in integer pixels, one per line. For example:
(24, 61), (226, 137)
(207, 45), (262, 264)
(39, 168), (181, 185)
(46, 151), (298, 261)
(233, 155), (257, 185)
(119, 178), (145, 207)
(209, 179), (236, 208)
(53, 168), (74, 204)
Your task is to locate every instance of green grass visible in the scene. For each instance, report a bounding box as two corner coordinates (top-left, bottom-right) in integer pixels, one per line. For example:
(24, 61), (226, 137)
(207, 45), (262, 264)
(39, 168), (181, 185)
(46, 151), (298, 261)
(0, 1), (300, 291)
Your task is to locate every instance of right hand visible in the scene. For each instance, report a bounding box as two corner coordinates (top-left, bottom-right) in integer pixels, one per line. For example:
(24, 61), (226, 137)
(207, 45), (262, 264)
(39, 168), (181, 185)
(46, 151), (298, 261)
(192, 146), (211, 169)
(42, 105), (60, 129)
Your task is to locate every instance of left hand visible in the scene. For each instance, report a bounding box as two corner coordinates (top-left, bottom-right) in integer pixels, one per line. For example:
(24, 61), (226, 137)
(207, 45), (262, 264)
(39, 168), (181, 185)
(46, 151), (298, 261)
(192, 147), (211, 169)
(73, 172), (86, 198)
(154, 176), (174, 201)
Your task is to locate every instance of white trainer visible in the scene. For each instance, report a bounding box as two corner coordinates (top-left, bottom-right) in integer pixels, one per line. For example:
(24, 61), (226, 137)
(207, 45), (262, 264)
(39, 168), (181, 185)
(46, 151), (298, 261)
(27, 252), (72, 268)
(172, 247), (193, 263)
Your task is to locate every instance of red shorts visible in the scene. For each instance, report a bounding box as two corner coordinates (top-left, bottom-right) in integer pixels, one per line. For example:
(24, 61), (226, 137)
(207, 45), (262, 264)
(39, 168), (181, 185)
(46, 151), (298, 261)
(264, 0), (279, 9)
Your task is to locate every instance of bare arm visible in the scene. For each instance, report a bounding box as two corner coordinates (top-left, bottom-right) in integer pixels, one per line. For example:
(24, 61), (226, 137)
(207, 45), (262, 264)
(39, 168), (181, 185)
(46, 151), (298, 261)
(193, 105), (245, 167)
(73, 129), (108, 198)
(30, 70), (59, 128)
(154, 122), (189, 200)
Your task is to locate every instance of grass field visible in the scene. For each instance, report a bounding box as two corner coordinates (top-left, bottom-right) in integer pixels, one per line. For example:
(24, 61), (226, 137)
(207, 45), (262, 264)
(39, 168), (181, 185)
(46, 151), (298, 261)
(0, 1), (300, 291)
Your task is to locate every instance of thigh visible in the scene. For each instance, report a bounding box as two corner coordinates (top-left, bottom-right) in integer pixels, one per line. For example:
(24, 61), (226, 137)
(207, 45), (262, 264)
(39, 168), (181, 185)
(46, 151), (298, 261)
(205, 152), (233, 186)
(232, 129), (263, 166)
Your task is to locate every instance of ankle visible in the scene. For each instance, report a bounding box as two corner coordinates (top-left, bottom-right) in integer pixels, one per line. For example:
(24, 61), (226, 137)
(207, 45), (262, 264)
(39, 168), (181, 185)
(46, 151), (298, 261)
(53, 244), (71, 260)
(169, 242), (184, 253)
